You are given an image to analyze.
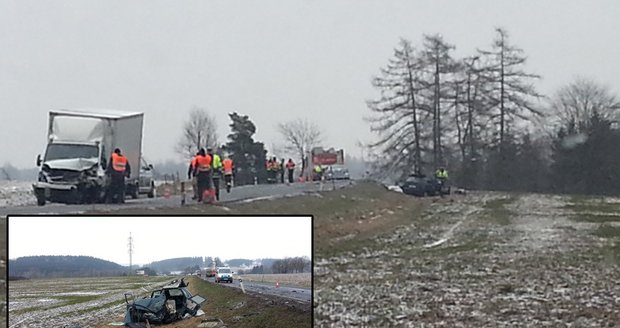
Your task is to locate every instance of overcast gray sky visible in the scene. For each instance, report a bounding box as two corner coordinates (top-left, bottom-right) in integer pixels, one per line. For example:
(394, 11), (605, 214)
(9, 216), (311, 265)
(2, 1), (619, 168)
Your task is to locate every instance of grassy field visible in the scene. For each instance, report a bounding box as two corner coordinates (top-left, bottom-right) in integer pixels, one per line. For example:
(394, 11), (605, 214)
(238, 273), (311, 288)
(313, 186), (620, 326)
(9, 275), (173, 327)
(10, 274), (310, 328)
(95, 276), (310, 328)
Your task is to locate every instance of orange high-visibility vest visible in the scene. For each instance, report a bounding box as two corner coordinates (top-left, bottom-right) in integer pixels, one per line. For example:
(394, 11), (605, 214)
(286, 160), (295, 170)
(195, 154), (212, 172)
(223, 159), (233, 174)
(112, 153), (128, 172)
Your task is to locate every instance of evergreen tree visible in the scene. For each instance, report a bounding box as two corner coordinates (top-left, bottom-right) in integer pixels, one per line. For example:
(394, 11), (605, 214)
(222, 112), (268, 185)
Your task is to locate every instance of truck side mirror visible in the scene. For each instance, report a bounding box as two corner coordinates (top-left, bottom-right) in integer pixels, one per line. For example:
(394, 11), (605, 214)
(101, 157), (107, 170)
(36, 154), (42, 166)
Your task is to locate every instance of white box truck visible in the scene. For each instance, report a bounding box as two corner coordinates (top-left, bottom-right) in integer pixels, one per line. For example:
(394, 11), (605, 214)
(33, 109), (152, 205)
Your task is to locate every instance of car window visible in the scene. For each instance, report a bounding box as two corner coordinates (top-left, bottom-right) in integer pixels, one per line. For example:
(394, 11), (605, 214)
(167, 289), (183, 297)
(406, 176), (425, 183)
(218, 268), (231, 273)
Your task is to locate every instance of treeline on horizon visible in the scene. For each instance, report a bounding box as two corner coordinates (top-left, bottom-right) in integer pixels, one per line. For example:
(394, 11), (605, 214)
(366, 28), (620, 195)
(9, 255), (309, 279)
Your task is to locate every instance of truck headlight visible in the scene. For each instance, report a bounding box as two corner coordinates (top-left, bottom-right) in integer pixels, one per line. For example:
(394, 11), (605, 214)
(38, 171), (48, 182)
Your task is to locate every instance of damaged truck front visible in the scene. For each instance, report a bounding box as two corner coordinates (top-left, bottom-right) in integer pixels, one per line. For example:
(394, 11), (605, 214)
(124, 278), (206, 325)
(33, 109), (144, 206)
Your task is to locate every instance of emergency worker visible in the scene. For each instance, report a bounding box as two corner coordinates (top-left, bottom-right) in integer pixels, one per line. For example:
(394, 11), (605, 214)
(314, 164), (322, 181)
(208, 148), (222, 201)
(286, 158), (295, 183)
(193, 148), (212, 202)
(106, 148), (131, 203)
(222, 156), (234, 193)
(188, 151), (200, 200)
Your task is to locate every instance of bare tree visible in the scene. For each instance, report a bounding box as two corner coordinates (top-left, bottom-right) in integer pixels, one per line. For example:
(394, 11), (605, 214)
(366, 38), (433, 178)
(548, 77), (620, 132)
(277, 118), (322, 174)
(176, 108), (219, 159)
(479, 27), (543, 152)
(419, 34), (457, 168)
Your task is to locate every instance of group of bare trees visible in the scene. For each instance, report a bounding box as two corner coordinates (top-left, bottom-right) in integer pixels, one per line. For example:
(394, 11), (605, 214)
(176, 108), (322, 182)
(367, 28), (542, 184)
(368, 28), (620, 195)
(277, 119), (322, 174)
(271, 256), (310, 274)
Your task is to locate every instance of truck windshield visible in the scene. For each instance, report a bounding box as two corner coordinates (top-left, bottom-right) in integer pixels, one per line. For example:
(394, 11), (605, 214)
(219, 269), (231, 273)
(45, 144), (98, 161)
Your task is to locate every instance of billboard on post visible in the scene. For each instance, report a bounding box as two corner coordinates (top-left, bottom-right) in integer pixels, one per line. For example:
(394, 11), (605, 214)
(311, 148), (344, 165)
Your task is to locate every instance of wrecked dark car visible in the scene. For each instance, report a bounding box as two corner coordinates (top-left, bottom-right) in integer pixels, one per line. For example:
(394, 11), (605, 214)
(124, 278), (206, 326)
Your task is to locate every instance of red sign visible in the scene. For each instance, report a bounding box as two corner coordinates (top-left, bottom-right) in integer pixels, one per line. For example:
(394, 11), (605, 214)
(313, 153), (338, 165)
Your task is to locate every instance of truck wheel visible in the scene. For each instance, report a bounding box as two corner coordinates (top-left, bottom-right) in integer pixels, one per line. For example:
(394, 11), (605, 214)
(131, 183), (139, 199)
(36, 196), (46, 206)
(147, 182), (155, 198)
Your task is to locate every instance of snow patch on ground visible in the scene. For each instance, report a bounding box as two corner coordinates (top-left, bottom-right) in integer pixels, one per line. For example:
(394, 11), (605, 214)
(0, 181), (35, 207)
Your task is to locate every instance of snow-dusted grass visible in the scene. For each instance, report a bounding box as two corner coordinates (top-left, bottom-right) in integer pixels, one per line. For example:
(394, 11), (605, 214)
(0, 181), (35, 207)
(9, 275), (173, 327)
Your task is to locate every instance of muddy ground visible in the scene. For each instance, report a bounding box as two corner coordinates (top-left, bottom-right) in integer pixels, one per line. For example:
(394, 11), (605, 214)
(314, 184), (620, 327)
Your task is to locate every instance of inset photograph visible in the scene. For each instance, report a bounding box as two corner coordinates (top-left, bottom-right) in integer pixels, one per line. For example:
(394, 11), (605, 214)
(8, 215), (311, 328)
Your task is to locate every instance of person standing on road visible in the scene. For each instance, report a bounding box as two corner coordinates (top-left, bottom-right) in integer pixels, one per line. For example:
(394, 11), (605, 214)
(279, 158), (285, 183)
(106, 148), (131, 203)
(222, 156), (234, 193)
(286, 158), (295, 183)
(208, 148), (222, 201)
(314, 164), (323, 181)
(193, 148), (212, 202)
(188, 151), (200, 200)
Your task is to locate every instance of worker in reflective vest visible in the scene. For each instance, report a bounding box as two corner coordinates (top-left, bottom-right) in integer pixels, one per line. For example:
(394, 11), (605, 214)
(222, 157), (234, 193)
(188, 152), (200, 200)
(107, 148), (131, 203)
(286, 159), (295, 183)
(193, 148), (212, 202)
(279, 158), (285, 183)
(314, 164), (323, 181)
(208, 148), (222, 201)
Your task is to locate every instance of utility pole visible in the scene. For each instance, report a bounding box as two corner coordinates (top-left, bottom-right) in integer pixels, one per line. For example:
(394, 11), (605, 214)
(128, 232), (134, 276)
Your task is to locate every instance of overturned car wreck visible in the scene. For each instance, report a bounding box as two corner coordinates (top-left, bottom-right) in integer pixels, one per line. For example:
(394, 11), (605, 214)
(124, 278), (206, 326)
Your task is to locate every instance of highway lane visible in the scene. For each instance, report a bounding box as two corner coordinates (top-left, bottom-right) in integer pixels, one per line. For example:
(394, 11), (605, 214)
(0, 180), (354, 215)
(202, 276), (311, 303)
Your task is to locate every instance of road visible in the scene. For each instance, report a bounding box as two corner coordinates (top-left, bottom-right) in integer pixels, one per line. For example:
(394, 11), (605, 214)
(0, 180), (354, 215)
(202, 276), (311, 303)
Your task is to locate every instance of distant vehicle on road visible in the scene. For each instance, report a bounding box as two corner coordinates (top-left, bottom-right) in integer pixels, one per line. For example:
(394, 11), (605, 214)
(215, 267), (233, 283)
(124, 278), (206, 325)
(138, 157), (155, 198)
(326, 166), (350, 180)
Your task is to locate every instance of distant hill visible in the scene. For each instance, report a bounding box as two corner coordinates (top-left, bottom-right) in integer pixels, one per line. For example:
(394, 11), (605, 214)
(9, 255), (127, 279)
(149, 257), (204, 273)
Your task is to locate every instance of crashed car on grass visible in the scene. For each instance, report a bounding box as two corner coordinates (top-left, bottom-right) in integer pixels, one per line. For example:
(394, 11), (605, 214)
(124, 278), (206, 325)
